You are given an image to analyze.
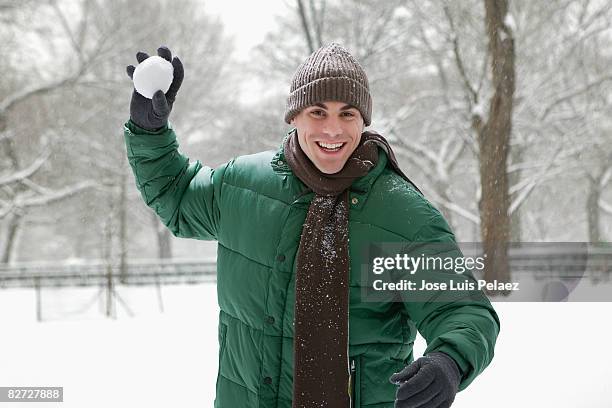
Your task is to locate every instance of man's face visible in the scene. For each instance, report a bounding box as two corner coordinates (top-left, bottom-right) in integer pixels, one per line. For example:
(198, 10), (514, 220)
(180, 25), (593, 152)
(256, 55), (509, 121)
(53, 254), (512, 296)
(290, 100), (365, 174)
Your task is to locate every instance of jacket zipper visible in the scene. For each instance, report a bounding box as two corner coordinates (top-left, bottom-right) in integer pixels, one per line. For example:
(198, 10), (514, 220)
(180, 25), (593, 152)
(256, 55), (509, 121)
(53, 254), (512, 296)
(350, 359), (356, 408)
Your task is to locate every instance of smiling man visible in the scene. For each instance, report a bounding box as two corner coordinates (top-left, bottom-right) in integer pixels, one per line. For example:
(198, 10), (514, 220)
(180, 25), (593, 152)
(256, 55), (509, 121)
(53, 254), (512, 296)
(290, 101), (364, 174)
(124, 43), (500, 408)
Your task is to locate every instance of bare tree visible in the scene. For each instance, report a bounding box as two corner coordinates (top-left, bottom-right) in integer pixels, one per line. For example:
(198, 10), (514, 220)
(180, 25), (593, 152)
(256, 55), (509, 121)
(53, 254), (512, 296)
(0, 0), (236, 263)
(473, 0), (516, 290)
(397, 0), (612, 247)
(0, 0), (102, 262)
(295, 0), (325, 53)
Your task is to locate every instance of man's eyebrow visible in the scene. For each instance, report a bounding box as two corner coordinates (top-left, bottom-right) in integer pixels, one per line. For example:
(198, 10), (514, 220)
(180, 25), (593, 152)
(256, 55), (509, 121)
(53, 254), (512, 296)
(312, 102), (357, 111)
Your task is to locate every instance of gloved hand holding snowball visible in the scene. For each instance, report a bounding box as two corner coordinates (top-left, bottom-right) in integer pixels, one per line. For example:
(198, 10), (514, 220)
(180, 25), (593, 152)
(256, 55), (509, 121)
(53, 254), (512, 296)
(126, 46), (184, 131)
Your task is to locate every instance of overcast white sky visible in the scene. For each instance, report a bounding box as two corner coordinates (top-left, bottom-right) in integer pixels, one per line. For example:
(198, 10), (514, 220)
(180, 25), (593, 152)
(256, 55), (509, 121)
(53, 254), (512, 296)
(196, 0), (293, 104)
(202, 0), (290, 60)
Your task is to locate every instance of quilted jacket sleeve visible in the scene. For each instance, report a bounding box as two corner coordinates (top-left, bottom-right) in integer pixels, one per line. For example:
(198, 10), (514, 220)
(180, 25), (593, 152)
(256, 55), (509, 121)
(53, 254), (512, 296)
(400, 201), (501, 392)
(123, 119), (226, 240)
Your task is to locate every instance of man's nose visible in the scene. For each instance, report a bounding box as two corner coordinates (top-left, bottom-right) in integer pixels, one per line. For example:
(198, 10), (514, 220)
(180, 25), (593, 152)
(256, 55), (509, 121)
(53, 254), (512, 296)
(322, 117), (342, 137)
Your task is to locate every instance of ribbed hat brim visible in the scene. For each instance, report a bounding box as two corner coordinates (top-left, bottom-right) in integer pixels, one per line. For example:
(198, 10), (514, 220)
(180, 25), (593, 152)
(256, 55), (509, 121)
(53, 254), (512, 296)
(285, 76), (372, 126)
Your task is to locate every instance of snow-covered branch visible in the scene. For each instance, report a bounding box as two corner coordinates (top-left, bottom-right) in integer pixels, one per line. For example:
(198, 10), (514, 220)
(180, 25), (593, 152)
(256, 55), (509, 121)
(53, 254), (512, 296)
(538, 74), (612, 121)
(0, 180), (98, 219)
(600, 165), (612, 189)
(600, 199), (612, 215)
(0, 149), (51, 187)
(0, 0), (108, 117)
(443, 5), (478, 104)
(425, 186), (480, 225)
(0, 74), (82, 117)
(509, 165), (571, 215)
(391, 145), (432, 173)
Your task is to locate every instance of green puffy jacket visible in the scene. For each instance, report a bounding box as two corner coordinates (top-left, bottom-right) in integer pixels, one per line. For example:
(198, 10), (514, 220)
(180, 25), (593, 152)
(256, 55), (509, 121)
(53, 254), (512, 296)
(124, 120), (500, 408)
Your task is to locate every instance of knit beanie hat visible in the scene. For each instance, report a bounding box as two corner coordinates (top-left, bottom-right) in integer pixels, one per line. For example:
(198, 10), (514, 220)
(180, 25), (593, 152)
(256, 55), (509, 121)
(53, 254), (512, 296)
(284, 42), (372, 126)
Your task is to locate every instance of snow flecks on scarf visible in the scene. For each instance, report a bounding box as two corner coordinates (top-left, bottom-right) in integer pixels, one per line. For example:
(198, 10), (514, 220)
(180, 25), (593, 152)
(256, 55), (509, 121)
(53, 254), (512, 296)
(292, 192), (351, 408)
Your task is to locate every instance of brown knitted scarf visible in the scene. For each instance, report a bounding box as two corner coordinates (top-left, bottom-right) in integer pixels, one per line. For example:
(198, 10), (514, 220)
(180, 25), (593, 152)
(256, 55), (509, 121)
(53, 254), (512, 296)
(284, 128), (418, 408)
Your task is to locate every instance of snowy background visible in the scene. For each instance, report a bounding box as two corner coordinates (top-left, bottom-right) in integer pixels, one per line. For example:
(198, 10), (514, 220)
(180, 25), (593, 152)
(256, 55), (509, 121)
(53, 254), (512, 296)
(1, 0), (612, 407)
(1, 285), (612, 407)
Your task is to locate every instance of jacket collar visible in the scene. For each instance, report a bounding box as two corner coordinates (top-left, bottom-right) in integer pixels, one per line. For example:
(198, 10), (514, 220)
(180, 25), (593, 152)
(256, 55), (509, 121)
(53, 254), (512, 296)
(270, 131), (293, 175)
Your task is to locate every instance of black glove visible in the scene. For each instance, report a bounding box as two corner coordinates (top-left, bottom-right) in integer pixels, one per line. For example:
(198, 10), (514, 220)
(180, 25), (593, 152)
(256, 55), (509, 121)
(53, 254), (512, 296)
(126, 45), (184, 131)
(389, 351), (461, 408)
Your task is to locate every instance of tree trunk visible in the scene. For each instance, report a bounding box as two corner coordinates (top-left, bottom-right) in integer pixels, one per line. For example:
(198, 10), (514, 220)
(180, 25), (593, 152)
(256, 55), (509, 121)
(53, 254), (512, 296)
(150, 209), (170, 313)
(1, 212), (23, 263)
(586, 165), (608, 244)
(476, 0), (516, 295)
(296, 0), (315, 53)
(119, 173), (128, 282)
(586, 180), (600, 243)
(151, 211), (172, 258)
(102, 205), (115, 319)
(296, 0), (324, 53)
(509, 146), (523, 242)
(0, 115), (24, 264)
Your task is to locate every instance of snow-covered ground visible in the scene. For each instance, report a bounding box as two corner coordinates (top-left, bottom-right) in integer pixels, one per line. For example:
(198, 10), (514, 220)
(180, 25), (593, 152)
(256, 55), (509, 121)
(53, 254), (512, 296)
(1, 284), (611, 407)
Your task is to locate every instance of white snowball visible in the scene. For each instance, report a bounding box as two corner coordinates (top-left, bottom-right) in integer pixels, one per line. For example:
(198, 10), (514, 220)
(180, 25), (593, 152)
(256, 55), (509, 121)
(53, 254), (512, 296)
(133, 55), (174, 99)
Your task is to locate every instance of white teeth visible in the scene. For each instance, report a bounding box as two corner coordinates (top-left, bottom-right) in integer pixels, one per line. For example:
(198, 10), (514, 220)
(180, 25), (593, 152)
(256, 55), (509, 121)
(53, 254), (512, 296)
(317, 142), (344, 149)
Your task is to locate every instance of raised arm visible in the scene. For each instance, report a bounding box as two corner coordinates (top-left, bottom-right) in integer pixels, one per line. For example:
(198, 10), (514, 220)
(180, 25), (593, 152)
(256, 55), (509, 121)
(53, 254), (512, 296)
(123, 46), (226, 241)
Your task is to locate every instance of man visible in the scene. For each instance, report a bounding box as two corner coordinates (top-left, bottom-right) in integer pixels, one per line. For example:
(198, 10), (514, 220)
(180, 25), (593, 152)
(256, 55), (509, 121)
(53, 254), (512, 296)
(124, 43), (500, 408)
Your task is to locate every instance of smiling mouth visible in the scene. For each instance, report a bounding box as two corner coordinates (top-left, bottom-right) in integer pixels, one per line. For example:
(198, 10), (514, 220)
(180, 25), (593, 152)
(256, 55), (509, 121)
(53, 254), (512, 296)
(316, 141), (346, 152)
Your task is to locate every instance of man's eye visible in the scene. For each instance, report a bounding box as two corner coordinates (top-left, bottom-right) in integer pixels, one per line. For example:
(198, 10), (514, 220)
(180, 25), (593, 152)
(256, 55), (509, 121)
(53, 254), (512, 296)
(342, 112), (355, 117)
(311, 110), (325, 116)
